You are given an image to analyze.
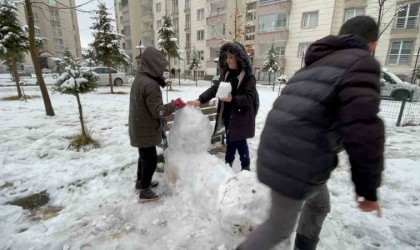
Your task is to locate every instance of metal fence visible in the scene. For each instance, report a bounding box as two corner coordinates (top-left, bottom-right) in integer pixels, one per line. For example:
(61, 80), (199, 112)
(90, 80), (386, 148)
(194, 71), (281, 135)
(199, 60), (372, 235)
(379, 90), (420, 126)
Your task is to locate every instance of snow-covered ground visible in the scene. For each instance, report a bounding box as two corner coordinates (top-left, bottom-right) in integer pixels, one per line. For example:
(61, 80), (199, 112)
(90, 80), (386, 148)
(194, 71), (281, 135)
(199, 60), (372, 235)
(0, 79), (419, 250)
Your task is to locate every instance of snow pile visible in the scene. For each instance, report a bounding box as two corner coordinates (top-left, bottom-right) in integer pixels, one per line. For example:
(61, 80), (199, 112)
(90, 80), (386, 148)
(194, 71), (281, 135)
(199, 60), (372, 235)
(216, 82), (231, 99)
(164, 106), (233, 208)
(217, 171), (270, 235)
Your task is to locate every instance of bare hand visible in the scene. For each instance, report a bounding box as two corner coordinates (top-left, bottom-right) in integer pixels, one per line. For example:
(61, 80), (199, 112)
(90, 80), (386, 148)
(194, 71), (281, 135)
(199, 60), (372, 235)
(356, 195), (382, 218)
(186, 100), (201, 106)
(220, 93), (232, 102)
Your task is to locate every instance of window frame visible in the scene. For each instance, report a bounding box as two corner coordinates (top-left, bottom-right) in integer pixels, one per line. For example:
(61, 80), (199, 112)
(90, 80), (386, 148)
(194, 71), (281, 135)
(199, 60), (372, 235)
(387, 40), (414, 65)
(197, 30), (205, 41)
(302, 11), (318, 28)
(298, 43), (311, 58)
(156, 2), (161, 13)
(394, 2), (420, 29)
(197, 9), (205, 21)
(344, 7), (365, 22)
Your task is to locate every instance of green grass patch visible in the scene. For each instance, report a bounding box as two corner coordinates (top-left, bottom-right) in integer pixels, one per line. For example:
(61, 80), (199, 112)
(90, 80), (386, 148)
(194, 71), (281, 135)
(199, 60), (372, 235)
(68, 133), (100, 151)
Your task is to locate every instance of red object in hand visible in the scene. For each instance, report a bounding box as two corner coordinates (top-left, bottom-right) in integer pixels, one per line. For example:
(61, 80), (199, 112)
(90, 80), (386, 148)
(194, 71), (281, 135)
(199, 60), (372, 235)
(171, 98), (186, 109)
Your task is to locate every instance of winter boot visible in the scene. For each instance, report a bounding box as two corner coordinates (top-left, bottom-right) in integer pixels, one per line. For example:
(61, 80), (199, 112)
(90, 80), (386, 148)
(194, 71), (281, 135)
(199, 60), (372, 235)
(135, 180), (159, 190)
(139, 188), (160, 203)
(241, 165), (250, 171)
(294, 233), (318, 250)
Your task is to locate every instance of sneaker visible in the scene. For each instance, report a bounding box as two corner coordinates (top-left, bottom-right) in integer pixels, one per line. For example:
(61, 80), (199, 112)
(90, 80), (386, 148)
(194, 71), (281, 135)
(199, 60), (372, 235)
(135, 180), (159, 190)
(139, 188), (160, 203)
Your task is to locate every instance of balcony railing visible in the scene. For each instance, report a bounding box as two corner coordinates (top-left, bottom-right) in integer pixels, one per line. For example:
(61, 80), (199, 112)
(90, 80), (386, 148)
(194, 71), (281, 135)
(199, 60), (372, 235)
(259, 0), (281, 5)
(143, 29), (154, 37)
(140, 13), (154, 22)
(208, 10), (226, 17)
(257, 26), (288, 33)
(394, 18), (419, 29)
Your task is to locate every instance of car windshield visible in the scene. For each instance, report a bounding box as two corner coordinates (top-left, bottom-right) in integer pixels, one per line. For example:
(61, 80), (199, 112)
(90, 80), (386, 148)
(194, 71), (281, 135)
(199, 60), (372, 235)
(384, 70), (404, 84)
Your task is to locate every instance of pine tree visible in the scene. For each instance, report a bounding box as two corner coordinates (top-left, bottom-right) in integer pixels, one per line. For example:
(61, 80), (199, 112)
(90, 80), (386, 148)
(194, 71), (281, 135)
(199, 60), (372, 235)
(158, 14), (179, 90)
(187, 50), (201, 85)
(0, 0), (29, 98)
(87, 3), (129, 94)
(53, 48), (99, 151)
(260, 43), (280, 91)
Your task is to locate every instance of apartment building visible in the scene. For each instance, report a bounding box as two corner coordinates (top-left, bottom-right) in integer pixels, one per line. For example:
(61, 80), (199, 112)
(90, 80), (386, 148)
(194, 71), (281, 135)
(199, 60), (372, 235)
(115, 0), (420, 80)
(14, 0), (82, 73)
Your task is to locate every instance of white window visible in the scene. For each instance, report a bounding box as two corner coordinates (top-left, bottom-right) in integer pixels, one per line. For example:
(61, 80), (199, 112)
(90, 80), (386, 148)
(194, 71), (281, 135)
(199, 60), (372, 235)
(258, 11), (288, 32)
(54, 39), (63, 49)
(197, 50), (204, 60)
(50, 11), (59, 21)
(53, 26), (62, 36)
(197, 70), (205, 77)
(157, 20), (162, 29)
(245, 25), (255, 40)
(302, 12), (318, 28)
(185, 14), (191, 29)
(48, 0), (57, 7)
(156, 2), (161, 13)
(185, 0), (190, 9)
(33, 12), (38, 21)
(173, 18), (179, 31)
(197, 30), (205, 40)
(256, 41), (286, 59)
(186, 33), (191, 47)
(172, 0), (178, 13)
(388, 40), (413, 65)
(208, 22), (225, 38)
(124, 25), (131, 36)
(197, 9), (205, 21)
(55, 52), (64, 59)
(35, 27), (41, 36)
(395, 2), (420, 29)
(246, 2), (257, 20)
(298, 43), (311, 57)
(344, 8), (365, 22)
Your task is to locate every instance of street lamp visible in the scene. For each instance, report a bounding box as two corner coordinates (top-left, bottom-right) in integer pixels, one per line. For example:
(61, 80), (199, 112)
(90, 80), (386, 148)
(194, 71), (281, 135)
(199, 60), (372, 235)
(135, 40), (145, 69)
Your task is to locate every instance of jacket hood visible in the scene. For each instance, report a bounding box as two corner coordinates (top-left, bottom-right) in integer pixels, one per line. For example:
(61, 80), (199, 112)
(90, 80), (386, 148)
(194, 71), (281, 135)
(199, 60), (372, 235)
(305, 35), (370, 66)
(219, 42), (253, 76)
(139, 47), (168, 78)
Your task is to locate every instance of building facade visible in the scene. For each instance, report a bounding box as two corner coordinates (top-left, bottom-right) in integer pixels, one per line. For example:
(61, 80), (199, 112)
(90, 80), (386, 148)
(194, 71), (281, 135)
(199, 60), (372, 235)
(115, 0), (420, 81)
(13, 0), (82, 74)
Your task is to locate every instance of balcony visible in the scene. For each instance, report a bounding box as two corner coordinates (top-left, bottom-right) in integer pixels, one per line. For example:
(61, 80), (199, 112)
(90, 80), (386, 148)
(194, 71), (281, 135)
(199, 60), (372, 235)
(208, 9), (226, 17)
(184, 7), (190, 14)
(391, 18), (419, 34)
(140, 13), (154, 22)
(259, 0), (281, 5)
(255, 28), (289, 41)
(344, 0), (367, 8)
(143, 29), (154, 37)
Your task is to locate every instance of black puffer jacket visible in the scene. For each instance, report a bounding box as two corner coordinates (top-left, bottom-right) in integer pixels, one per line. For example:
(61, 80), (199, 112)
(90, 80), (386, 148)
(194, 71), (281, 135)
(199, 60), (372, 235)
(198, 42), (257, 141)
(257, 35), (384, 201)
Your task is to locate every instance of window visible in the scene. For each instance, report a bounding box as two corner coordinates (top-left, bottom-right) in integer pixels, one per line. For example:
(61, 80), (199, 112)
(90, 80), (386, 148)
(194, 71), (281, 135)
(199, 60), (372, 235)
(245, 25), (255, 40)
(122, 12), (130, 22)
(54, 39), (63, 49)
(172, 0), (178, 13)
(197, 71), (205, 77)
(124, 25), (131, 36)
(258, 11), (288, 32)
(186, 33), (191, 47)
(197, 30), (205, 40)
(173, 18), (179, 31)
(246, 2), (257, 20)
(208, 22), (225, 38)
(33, 12), (38, 21)
(388, 40), (413, 65)
(197, 50), (204, 60)
(185, 0), (190, 9)
(197, 9), (205, 21)
(157, 20), (162, 29)
(35, 27), (41, 36)
(55, 52), (64, 59)
(185, 14), (191, 29)
(48, 0), (57, 7)
(156, 2), (161, 13)
(302, 12), (318, 28)
(50, 10), (59, 21)
(126, 39), (132, 49)
(298, 43), (311, 57)
(256, 41), (286, 59)
(344, 8), (365, 22)
(395, 2), (420, 29)
(53, 26), (62, 36)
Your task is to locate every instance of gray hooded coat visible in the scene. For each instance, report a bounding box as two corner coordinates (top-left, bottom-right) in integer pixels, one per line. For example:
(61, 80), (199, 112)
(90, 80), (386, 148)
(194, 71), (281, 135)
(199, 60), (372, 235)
(128, 47), (176, 148)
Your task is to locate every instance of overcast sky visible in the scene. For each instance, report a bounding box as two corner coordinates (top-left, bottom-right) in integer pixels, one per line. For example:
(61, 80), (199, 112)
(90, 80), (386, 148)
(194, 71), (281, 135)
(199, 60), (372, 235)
(75, 0), (116, 48)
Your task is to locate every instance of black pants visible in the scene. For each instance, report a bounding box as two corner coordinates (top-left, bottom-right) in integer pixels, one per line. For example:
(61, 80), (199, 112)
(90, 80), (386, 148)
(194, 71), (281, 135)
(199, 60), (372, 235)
(137, 146), (157, 189)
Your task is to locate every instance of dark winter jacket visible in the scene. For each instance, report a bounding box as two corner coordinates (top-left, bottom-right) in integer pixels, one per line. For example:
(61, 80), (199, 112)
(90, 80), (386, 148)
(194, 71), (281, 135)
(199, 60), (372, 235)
(198, 42), (258, 141)
(129, 47), (176, 148)
(257, 35), (384, 201)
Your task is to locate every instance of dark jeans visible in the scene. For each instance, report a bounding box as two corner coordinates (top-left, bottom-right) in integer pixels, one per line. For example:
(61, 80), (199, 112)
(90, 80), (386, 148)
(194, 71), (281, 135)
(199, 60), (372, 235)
(137, 146), (157, 189)
(239, 184), (331, 250)
(225, 124), (250, 170)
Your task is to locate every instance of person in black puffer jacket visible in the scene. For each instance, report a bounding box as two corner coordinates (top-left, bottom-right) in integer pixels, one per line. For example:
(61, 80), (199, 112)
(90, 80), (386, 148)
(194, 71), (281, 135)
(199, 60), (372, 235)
(238, 16), (384, 250)
(187, 42), (258, 171)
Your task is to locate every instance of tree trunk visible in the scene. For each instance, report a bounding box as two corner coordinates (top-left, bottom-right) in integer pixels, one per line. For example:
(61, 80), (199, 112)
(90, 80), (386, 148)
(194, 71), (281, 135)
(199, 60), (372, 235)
(107, 64), (114, 94)
(75, 92), (86, 136)
(12, 58), (22, 98)
(24, 0), (55, 116)
(269, 72), (272, 91)
(168, 56), (173, 91)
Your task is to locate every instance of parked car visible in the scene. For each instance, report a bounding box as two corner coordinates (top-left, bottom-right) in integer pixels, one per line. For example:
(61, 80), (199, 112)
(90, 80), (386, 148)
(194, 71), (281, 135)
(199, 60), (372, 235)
(85, 66), (128, 86)
(380, 68), (419, 100)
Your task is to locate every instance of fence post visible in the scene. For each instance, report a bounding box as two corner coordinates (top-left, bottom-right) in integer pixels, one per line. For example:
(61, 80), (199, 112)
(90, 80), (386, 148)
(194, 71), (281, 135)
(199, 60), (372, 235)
(409, 89), (415, 102)
(396, 98), (407, 126)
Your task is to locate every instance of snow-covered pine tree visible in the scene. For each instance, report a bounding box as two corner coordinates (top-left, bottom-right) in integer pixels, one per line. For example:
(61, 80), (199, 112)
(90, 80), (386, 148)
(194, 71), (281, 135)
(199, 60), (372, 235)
(0, 0), (29, 98)
(87, 3), (129, 94)
(158, 14), (179, 90)
(50, 57), (64, 75)
(187, 50), (201, 85)
(260, 43), (280, 91)
(53, 49), (99, 151)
